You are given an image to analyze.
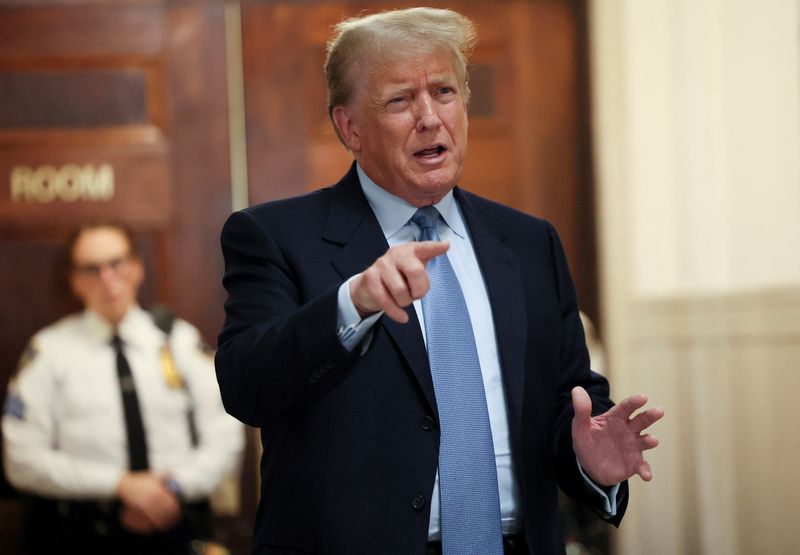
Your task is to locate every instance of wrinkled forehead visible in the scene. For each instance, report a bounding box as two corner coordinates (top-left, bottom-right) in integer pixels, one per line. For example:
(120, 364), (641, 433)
(352, 43), (462, 93)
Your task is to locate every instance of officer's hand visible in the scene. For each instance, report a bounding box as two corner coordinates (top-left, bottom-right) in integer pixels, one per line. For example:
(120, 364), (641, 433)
(119, 505), (157, 534)
(116, 471), (182, 531)
(350, 241), (449, 323)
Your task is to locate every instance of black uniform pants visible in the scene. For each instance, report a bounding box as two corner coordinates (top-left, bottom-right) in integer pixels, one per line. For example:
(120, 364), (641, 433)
(23, 496), (212, 555)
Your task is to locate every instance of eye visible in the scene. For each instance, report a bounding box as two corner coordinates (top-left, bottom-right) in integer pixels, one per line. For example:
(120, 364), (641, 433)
(85, 264), (102, 276)
(108, 257), (125, 271)
(437, 85), (458, 95)
(384, 96), (410, 112)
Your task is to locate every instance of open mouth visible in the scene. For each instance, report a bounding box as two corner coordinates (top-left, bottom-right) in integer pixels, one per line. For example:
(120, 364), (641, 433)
(413, 145), (447, 158)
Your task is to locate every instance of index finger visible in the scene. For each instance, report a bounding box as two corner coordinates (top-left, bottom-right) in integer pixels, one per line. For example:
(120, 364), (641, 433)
(413, 240), (449, 263)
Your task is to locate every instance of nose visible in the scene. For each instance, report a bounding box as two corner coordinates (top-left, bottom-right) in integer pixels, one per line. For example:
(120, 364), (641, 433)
(415, 93), (442, 132)
(98, 264), (119, 287)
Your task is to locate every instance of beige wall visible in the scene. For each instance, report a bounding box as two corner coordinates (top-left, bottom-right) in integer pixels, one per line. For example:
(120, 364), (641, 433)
(590, 0), (800, 553)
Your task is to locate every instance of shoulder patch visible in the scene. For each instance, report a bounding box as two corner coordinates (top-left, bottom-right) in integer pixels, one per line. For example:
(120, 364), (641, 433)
(3, 391), (25, 420)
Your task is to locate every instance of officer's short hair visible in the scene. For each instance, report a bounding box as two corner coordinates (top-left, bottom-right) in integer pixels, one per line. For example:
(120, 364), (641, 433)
(66, 222), (139, 269)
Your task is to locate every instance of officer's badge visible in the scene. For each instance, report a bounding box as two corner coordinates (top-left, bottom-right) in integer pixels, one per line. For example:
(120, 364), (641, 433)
(160, 346), (184, 389)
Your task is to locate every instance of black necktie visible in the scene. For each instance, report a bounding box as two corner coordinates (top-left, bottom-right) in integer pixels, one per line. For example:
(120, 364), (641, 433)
(111, 334), (149, 471)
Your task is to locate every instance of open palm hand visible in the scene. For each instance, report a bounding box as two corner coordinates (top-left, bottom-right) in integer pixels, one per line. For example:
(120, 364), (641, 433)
(571, 386), (664, 486)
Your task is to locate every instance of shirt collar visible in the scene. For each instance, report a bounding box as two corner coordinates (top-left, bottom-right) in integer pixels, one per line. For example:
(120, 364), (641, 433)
(356, 163), (466, 240)
(82, 304), (160, 347)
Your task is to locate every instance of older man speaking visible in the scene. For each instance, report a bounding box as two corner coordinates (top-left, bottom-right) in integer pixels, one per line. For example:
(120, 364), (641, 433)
(216, 7), (663, 555)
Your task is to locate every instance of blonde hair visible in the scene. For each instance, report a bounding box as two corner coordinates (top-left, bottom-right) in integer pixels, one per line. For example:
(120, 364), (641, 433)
(324, 7), (477, 143)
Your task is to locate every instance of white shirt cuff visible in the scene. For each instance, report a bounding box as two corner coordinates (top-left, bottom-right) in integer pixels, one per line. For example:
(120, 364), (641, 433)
(336, 276), (382, 352)
(577, 459), (621, 516)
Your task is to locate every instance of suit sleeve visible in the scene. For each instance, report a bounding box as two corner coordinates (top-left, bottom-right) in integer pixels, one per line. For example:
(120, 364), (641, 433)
(545, 221), (629, 525)
(215, 209), (359, 428)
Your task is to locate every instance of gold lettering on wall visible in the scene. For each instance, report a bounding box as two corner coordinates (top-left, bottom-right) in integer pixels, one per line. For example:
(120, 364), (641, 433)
(10, 164), (115, 203)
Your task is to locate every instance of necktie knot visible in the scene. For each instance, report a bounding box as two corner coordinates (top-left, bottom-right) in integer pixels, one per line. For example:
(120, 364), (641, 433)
(110, 334), (123, 350)
(411, 206), (441, 241)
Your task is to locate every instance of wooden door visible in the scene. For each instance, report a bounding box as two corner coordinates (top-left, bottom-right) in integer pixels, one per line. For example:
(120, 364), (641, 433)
(0, 1), (232, 548)
(239, 0), (598, 315)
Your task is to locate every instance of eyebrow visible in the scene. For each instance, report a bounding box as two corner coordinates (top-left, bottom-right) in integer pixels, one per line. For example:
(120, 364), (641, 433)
(379, 74), (458, 99)
(72, 252), (132, 267)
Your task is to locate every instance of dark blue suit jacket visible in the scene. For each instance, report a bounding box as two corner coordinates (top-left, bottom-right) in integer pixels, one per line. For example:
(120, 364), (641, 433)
(216, 164), (628, 554)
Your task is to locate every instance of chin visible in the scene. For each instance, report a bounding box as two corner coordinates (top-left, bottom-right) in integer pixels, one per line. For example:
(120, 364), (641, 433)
(417, 173), (459, 194)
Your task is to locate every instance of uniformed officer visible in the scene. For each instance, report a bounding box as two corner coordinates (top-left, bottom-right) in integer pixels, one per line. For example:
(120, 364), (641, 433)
(2, 223), (244, 554)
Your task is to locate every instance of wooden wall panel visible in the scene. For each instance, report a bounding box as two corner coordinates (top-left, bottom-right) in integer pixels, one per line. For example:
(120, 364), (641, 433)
(162, 4), (232, 338)
(0, 69), (149, 127)
(0, 147), (172, 225)
(0, 2), (166, 60)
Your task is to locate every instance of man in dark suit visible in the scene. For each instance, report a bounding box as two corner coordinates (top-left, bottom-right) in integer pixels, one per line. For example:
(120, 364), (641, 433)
(215, 7), (663, 555)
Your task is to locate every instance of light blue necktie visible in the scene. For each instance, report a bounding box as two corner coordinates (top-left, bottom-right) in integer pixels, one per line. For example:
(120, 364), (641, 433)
(411, 206), (504, 555)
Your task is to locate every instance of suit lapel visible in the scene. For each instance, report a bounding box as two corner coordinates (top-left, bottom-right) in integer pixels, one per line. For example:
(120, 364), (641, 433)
(325, 165), (437, 415)
(322, 171), (528, 422)
(455, 189), (527, 453)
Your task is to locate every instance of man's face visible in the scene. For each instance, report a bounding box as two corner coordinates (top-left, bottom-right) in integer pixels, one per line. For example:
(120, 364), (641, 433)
(69, 227), (143, 325)
(333, 49), (469, 206)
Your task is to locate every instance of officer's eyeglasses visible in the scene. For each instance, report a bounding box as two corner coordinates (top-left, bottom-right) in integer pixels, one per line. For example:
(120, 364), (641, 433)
(72, 254), (133, 278)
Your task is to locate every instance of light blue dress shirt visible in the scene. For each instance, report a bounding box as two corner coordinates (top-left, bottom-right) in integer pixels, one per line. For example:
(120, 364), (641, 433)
(336, 164), (618, 540)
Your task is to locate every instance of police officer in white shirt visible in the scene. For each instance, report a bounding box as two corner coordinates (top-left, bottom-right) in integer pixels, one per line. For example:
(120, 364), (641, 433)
(2, 222), (244, 554)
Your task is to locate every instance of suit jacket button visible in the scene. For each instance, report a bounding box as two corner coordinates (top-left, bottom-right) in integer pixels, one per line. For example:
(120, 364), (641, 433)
(419, 416), (435, 431)
(410, 495), (426, 510)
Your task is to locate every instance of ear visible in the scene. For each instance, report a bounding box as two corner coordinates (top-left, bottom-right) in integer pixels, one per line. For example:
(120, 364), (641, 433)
(332, 105), (361, 152)
(129, 256), (145, 289)
(68, 271), (85, 302)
